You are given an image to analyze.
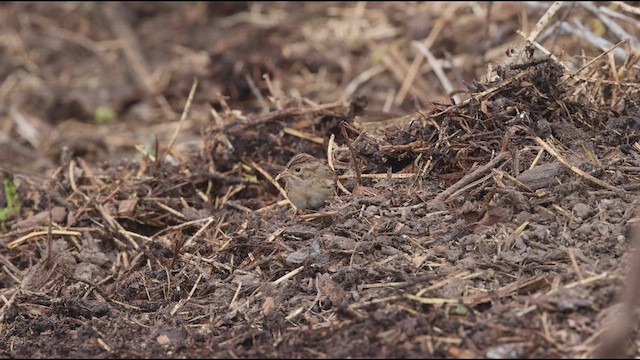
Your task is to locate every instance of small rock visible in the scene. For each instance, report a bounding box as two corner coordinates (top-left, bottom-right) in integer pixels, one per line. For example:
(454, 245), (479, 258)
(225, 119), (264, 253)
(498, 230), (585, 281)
(594, 222), (610, 237)
(283, 225), (317, 239)
(286, 239), (322, 264)
(575, 223), (593, 239)
(364, 205), (378, 217)
(572, 203), (591, 220)
(340, 218), (360, 229)
(600, 198), (615, 209)
(513, 236), (527, 250)
(73, 262), (103, 283)
(516, 162), (562, 190)
(77, 248), (110, 266)
(11, 206), (67, 230)
(446, 247), (463, 262)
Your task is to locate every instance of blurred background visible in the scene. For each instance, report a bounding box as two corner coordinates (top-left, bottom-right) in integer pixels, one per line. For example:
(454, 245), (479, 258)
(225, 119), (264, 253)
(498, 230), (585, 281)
(0, 2), (637, 173)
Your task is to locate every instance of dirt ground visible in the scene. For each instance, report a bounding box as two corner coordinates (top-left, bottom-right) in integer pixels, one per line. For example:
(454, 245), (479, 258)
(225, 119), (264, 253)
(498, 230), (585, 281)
(1, 2), (640, 358)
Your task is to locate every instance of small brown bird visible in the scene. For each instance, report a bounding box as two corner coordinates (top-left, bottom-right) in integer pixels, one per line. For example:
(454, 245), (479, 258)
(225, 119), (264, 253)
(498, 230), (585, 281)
(275, 153), (337, 210)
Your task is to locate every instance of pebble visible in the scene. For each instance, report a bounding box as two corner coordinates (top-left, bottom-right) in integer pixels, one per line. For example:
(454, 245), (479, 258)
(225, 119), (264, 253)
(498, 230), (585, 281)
(572, 203), (591, 220)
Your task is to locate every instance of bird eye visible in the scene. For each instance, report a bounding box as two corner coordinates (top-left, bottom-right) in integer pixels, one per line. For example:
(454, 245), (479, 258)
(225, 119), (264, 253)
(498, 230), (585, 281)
(294, 167), (301, 173)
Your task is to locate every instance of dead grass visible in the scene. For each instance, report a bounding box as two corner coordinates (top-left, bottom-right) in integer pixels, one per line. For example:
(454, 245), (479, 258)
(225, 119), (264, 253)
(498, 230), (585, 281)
(1, 2), (640, 358)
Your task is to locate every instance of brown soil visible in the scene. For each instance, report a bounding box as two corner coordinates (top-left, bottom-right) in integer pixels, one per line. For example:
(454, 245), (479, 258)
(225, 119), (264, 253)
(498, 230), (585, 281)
(1, 2), (640, 358)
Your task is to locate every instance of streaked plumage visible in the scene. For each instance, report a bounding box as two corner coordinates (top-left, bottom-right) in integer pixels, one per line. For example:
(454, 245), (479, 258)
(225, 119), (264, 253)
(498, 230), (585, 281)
(276, 153), (337, 210)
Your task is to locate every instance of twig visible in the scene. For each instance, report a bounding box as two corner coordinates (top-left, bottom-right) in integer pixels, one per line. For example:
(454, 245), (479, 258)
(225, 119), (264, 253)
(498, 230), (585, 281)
(613, 1), (640, 16)
(395, 4), (459, 105)
(183, 217), (216, 248)
(428, 152), (510, 205)
(508, 1), (564, 65)
(273, 265), (304, 285)
(170, 273), (203, 315)
(597, 6), (640, 28)
(556, 20), (627, 61)
(96, 204), (139, 249)
(154, 200), (186, 219)
(567, 248), (584, 281)
(103, 2), (155, 93)
(405, 295), (460, 305)
(348, 295), (402, 310)
(245, 73), (269, 113)
(103, 2), (176, 119)
(533, 137), (621, 192)
(223, 100), (344, 132)
(282, 127), (324, 144)
(152, 216), (218, 238)
(515, 30), (568, 70)
(328, 134), (351, 195)
(69, 160), (90, 201)
(162, 77), (198, 161)
(559, 39), (628, 85)
(248, 159), (294, 210)
(229, 280), (242, 308)
(7, 230), (82, 249)
(44, 192), (53, 267)
(580, 2), (639, 50)
(30, 14), (108, 63)
(412, 41), (460, 105)
(339, 121), (361, 186)
(339, 172), (415, 179)
(263, 73), (282, 110)
(340, 66), (385, 102)
(378, 43), (430, 102)
(59, 265), (114, 303)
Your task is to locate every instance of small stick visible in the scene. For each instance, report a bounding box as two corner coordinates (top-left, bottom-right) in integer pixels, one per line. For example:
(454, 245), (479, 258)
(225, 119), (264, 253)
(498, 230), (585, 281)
(223, 100), (343, 132)
(245, 73), (268, 113)
(7, 230), (82, 249)
(328, 134), (351, 195)
(170, 273), (203, 315)
(515, 30), (568, 70)
(182, 217), (216, 249)
(300, 211), (338, 221)
(96, 204), (138, 249)
(44, 191), (53, 268)
(395, 4), (458, 105)
(103, 2), (155, 92)
(507, 1), (564, 65)
(412, 41), (460, 104)
(560, 39), (628, 84)
(341, 66), (385, 102)
(69, 160), (90, 201)
(533, 137), (620, 192)
(339, 121), (361, 186)
(580, 2), (639, 49)
(262, 73), (282, 110)
(228, 281), (242, 308)
(273, 265), (304, 285)
(567, 248), (584, 281)
(613, 1), (640, 15)
(59, 265), (114, 303)
(152, 216), (217, 238)
(283, 127), (324, 144)
(248, 160), (294, 210)
(340, 173), (415, 179)
(429, 152), (510, 205)
(163, 77), (198, 161)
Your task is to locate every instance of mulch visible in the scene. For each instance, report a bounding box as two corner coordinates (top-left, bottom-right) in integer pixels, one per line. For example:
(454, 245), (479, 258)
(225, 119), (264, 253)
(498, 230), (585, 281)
(1, 2), (639, 358)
